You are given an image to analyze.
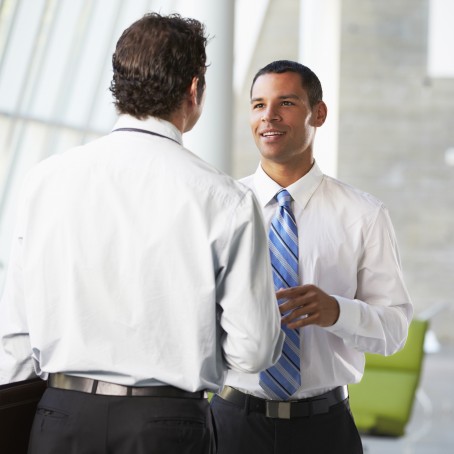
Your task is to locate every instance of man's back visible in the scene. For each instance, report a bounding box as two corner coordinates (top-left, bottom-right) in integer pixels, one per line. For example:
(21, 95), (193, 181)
(9, 116), (280, 390)
(0, 14), (284, 454)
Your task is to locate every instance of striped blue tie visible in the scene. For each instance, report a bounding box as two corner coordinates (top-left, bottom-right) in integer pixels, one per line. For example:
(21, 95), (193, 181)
(259, 189), (301, 400)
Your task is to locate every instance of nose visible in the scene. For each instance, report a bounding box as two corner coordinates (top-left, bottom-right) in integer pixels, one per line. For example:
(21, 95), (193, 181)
(261, 106), (280, 122)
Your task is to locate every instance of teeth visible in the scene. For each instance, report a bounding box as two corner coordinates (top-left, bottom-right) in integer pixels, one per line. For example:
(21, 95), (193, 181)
(262, 131), (283, 137)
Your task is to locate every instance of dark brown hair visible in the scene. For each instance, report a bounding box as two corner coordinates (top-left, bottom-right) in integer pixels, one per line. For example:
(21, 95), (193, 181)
(251, 60), (323, 108)
(110, 13), (208, 119)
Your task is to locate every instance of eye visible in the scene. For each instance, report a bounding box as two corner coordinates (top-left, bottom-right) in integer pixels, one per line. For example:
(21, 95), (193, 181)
(281, 101), (294, 106)
(252, 103), (264, 109)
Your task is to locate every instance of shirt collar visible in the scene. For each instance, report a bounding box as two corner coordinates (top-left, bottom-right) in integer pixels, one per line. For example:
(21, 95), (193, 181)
(112, 114), (183, 145)
(253, 161), (324, 210)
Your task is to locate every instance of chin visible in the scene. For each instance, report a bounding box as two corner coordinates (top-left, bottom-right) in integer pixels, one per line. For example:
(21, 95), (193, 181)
(259, 148), (286, 161)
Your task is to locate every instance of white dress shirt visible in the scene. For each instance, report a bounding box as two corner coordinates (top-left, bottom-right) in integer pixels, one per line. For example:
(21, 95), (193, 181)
(0, 114), (284, 391)
(226, 162), (413, 399)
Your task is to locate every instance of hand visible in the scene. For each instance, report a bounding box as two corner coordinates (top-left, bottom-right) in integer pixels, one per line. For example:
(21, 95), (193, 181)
(277, 284), (340, 329)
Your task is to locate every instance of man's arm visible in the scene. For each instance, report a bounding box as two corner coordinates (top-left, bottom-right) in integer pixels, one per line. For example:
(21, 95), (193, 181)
(216, 189), (284, 373)
(276, 205), (412, 357)
(0, 231), (36, 384)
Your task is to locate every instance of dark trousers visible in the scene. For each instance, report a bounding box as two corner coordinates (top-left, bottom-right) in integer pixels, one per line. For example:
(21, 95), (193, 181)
(211, 393), (363, 454)
(28, 387), (216, 454)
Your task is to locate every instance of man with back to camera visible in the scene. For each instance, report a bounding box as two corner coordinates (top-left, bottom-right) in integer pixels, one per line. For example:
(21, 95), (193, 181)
(0, 14), (284, 454)
(211, 60), (413, 454)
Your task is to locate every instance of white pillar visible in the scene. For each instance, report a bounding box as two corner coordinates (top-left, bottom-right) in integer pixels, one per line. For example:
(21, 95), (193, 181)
(299, 0), (340, 177)
(180, 0), (234, 174)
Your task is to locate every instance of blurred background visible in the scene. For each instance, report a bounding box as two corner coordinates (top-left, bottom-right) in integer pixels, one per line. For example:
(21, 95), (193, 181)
(0, 0), (453, 452)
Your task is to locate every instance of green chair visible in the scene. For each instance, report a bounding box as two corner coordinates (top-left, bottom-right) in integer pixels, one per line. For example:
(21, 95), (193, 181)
(349, 318), (429, 437)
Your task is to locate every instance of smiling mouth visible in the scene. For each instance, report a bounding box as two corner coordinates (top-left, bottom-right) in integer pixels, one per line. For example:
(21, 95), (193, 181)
(260, 130), (284, 137)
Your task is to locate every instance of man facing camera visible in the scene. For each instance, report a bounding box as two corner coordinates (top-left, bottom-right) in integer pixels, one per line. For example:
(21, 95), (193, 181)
(211, 60), (412, 454)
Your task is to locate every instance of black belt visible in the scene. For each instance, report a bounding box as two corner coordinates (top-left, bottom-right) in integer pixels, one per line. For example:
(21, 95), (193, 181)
(48, 373), (206, 399)
(218, 385), (348, 419)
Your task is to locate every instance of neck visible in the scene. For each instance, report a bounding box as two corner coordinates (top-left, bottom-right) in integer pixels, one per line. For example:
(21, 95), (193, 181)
(167, 94), (200, 133)
(261, 159), (315, 187)
(164, 110), (185, 133)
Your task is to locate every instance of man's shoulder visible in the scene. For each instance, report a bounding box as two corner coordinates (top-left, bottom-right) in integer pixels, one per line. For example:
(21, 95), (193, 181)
(322, 174), (384, 210)
(175, 155), (254, 208)
(22, 152), (66, 188)
(238, 174), (254, 190)
(205, 172), (255, 208)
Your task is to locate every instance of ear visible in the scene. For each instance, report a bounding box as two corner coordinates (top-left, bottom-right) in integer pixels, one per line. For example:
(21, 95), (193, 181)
(188, 77), (199, 106)
(313, 101), (327, 127)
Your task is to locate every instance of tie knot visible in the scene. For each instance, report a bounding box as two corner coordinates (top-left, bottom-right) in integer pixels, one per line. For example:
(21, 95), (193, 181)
(276, 189), (292, 208)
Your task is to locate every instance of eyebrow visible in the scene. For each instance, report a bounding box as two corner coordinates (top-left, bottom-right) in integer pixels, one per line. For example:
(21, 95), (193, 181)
(250, 94), (301, 104)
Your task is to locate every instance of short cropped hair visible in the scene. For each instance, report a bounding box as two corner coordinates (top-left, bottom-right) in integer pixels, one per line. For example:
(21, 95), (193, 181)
(110, 13), (208, 119)
(250, 60), (323, 108)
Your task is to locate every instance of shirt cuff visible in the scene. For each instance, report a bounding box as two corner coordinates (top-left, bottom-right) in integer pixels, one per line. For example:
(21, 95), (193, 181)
(324, 295), (360, 335)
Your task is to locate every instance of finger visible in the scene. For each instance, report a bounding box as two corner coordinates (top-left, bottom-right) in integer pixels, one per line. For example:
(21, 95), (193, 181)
(276, 286), (307, 299)
(279, 299), (299, 313)
(279, 295), (313, 314)
(282, 300), (319, 320)
(281, 306), (309, 324)
(286, 313), (319, 329)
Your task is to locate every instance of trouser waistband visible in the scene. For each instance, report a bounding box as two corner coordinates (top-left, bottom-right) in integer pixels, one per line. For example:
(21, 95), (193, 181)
(218, 385), (348, 419)
(48, 373), (206, 398)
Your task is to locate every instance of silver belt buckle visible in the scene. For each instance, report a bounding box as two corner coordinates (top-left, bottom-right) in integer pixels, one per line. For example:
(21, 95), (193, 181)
(265, 401), (291, 419)
(96, 381), (128, 396)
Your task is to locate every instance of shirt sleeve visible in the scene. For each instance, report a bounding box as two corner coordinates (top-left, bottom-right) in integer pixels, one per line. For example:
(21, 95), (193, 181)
(325, 205), (413, 356)
(216, 189), (284, 373)
(0, 216), (37, 384)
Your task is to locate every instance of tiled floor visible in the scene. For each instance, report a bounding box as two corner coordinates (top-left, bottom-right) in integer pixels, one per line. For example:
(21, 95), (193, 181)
(361, 341), (454, 453)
